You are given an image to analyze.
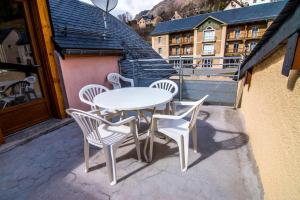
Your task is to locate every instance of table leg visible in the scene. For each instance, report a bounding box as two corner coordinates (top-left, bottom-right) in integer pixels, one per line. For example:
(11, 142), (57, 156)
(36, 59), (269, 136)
(143, 108), (156, 162)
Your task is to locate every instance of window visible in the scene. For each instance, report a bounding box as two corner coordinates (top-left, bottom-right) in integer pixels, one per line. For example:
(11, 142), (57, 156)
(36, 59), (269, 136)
(158, 48), (162, 54)
(184, 46), (192, 55)
(252, 26), (259, 38)
(186, 34), (191, 42)
(202, 59), (212, 68)
(176, 36), (180, 44)
(250, 42), (257, 51)
(234, 29), (241, 39)
(175, 47), (180, 55)
(203, 27), (215, 41)
(203, 44), (214, 55)
(233, 43), (239, 53)
(158, 37), (162, 44)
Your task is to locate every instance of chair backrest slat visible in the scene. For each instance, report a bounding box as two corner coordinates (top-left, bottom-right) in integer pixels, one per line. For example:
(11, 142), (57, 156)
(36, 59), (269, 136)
(66, 109), (105, 144)
(149, 79), (178, 97)
(79, 84), (109, 110)
(24, 76), (36, 89)
(4, 81), (30, 97)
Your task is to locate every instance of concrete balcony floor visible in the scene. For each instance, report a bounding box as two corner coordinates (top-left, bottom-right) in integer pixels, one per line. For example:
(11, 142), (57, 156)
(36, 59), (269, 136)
(0, 106), (262, 200)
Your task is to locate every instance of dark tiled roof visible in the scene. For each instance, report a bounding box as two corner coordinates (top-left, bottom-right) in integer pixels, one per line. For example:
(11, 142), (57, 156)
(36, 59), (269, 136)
(47, 0), (172, 82)
(0, 28), (13, 43)
(152, 1), (287, 35)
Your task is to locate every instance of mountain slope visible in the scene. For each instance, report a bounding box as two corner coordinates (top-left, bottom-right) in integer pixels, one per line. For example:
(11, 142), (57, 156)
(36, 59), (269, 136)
(148, 0), (230, 20)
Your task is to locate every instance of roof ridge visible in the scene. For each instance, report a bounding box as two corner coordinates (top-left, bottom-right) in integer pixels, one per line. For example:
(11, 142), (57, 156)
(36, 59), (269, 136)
(156, 0), (287, 26)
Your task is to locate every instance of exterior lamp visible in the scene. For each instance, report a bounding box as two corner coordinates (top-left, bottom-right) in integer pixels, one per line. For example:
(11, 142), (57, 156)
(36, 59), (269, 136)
(91, 0), (118, 39)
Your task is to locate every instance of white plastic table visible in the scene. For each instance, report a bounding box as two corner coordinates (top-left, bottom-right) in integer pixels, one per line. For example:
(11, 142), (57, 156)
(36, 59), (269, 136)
(93, 87), (173, 111)
(94, 87), (174, 161)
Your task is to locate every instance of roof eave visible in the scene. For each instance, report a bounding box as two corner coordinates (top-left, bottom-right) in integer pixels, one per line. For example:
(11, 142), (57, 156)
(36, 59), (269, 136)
(60, 48), (124, 56)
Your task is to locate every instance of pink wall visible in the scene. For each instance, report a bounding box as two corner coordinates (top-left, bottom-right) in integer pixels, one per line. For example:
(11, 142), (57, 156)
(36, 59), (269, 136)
(59, 55), (120, 110)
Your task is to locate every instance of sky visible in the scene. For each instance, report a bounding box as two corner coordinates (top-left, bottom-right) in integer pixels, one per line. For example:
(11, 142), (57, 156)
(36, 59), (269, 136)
(79, 0), (162, 17)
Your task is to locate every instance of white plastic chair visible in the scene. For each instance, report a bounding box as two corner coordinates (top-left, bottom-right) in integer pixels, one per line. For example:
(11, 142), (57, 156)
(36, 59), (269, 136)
(149, 79), (178, 113)
(66, 108), (141, 185)
(147, 95), (209, 171)
(24, 76), (37, 99)
(107, 73), (134, 89)
(79, 84), (116, 116)
(0, 81), (30, 109)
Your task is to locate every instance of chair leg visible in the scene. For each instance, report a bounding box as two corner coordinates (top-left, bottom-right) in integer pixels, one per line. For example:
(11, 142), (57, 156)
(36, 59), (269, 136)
(177, 136), (185, 171)
(192, 126), (198, 153)
(183, 133), (189, 171)
(84, 139), (90, 172)
(103, 145), (117, 185)
(148, 130), (154, 162)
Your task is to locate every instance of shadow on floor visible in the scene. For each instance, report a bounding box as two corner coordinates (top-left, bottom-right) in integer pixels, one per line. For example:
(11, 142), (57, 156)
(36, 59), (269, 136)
(87, 110), (249, 182)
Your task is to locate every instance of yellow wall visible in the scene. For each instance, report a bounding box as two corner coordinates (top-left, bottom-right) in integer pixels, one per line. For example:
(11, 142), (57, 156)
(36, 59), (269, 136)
(241, 45), (300, 200)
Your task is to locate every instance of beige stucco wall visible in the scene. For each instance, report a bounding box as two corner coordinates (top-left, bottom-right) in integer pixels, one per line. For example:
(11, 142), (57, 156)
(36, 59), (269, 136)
(152, 35), (169, 59)
(59, 55), (119, 110)
(240, 45), (300, 200)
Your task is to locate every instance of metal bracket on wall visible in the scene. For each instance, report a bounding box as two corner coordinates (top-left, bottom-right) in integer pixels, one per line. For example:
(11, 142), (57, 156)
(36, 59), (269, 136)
(0, 129), (5, 144)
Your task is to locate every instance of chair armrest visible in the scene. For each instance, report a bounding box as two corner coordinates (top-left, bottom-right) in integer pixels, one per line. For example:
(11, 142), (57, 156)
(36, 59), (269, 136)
(153, 114), (182, 120)
(120, 76), (134, 87)
(173, 101), (196, 106)
(87, 110), (100, 115)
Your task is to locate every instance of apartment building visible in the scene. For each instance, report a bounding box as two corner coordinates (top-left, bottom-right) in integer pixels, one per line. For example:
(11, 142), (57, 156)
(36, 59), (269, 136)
(151, 1), (286, 67)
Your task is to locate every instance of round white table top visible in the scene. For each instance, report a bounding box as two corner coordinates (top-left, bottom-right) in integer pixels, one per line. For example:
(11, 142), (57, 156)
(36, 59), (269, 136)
(93, 87), (173, 111)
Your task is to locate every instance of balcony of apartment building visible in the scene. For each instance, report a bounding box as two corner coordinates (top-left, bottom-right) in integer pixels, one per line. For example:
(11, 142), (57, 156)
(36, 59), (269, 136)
(169, 33), (193, 46)
(169, 46), (193, 56)
(245, 31), (264, 40)
(225, 47), (245, 56)
(227, 30), (264, 41)
(226, 32), (245, 41)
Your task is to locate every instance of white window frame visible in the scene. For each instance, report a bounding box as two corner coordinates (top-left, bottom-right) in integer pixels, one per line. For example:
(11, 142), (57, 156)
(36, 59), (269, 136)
(203, 27), (215, 42)
(250, 42), (257, 51)
(203, 44), (215, 55)
(158, 37), (162, 44)
(234, 28), (241, 39)
(186, 34), (191, 42)
(175, 47), (180, 55)
(252, 26), (259, 38)
(176, 35), (180, 44)
(233, 42), (239, 53)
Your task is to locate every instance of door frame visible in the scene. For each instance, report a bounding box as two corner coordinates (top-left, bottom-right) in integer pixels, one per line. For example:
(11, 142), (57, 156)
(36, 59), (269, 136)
(0, 0), (65, 136)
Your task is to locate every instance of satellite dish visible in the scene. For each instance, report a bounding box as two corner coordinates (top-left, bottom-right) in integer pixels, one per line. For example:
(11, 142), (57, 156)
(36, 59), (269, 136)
(91, 0), (118, 12)
(91, 0), (118, 39)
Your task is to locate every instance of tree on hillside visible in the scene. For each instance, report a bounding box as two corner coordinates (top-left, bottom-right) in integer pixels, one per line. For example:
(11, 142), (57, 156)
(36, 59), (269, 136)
(117, 12), (133, 23)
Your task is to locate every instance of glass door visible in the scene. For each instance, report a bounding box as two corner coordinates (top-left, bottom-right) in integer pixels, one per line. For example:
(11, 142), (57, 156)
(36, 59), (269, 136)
(0, 0), (52, 136)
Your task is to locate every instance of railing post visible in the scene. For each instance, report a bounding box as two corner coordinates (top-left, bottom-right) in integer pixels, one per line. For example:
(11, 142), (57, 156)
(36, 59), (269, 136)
(132, 60), (137, 86)
(234, 57), (242, 109)
(179, 56), (183, 101)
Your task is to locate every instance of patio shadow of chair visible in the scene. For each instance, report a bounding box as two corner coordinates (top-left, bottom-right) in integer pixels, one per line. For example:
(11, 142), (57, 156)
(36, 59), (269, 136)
(188, 117), (249, 169)
(87, 137), (179, 183)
